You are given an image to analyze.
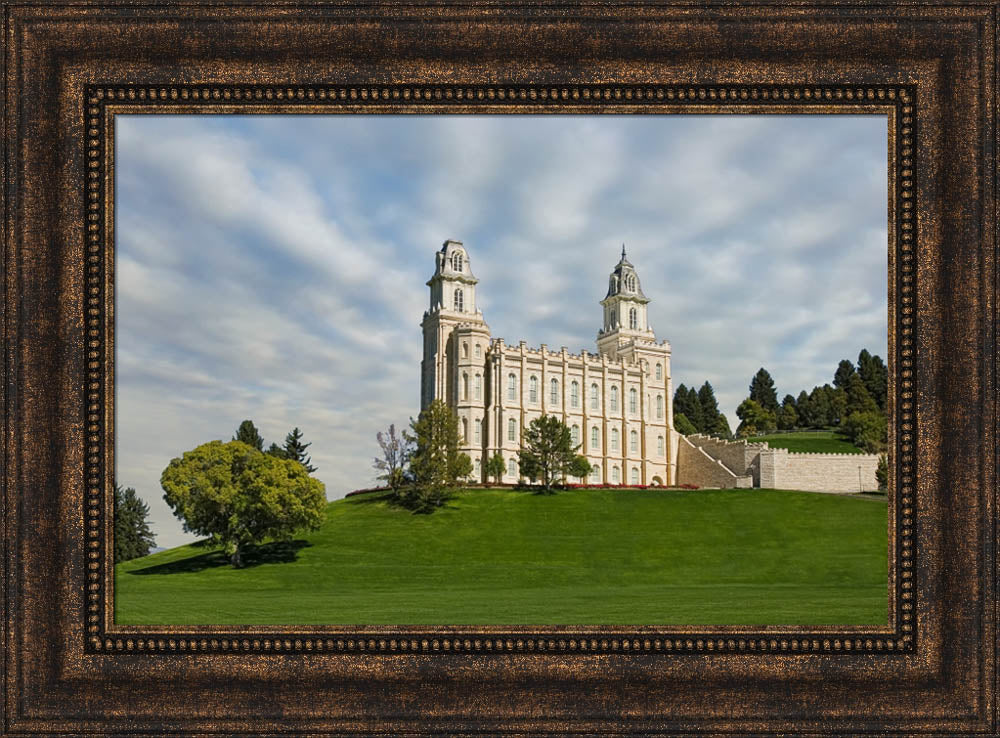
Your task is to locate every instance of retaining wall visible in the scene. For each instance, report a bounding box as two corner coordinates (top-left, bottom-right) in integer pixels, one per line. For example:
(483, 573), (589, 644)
(758, 448), (880, 493)
(676, 435), (753, 489)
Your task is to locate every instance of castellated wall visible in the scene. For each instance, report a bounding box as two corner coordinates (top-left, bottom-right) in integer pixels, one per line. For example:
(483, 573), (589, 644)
(684, 434), (768, 478)
(758, 449), (881, 493)
(676, 436), (753, 489)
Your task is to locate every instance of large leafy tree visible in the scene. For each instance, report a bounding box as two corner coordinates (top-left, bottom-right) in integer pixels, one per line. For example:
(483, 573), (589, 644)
(404, 400), (472, 511)
(842, 411), (888, 453)
(735, 398), (777, 437)
(517, 415), (580, 492)
(485, 452), (506, 484)
(114, 484), (156, 563)
(161, 440), (326, 567)
(748, 368), (779, 413)
(233, 419), (265, 452)
(283, 427), (317, 473)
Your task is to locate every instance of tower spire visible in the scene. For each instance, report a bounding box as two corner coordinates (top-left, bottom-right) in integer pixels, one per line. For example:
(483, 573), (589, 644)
(621, 243), (626, 260)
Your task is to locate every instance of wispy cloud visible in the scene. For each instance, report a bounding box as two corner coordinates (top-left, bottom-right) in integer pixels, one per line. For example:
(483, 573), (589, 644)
(116, 114), (887, 548)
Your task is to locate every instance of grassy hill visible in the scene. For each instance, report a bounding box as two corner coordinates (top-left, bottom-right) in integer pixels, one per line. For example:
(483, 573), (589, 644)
(116, 487), (887, 626)
(742, 431), (864, 454)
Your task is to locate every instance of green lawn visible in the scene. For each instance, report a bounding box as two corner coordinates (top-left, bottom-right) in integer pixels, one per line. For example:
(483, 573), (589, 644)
(744, 430), (863, 454)
(116, 487), (887, 626)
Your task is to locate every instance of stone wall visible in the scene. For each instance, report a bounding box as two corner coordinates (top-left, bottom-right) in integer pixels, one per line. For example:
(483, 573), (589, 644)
(758, 448), (880, 493)
(685, 434), (768, 477)
(676, 435), (753, 488)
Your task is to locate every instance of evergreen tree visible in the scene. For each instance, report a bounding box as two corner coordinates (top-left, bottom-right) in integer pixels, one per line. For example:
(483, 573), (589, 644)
(748, 368), (779, 413)
(404, 400), (472, 511)
(673, 412), (698, 436)
(672, 384), (693, 426)
(233, 419), (264, 452)
(283, 427), (317, 473)
(777, 395), (799, 430)
(266, 442), (287, 459)
(697, 382), (720, 431)
(711, 413), (733, 439)
(114, 484), (156, 563)
(567, 455), (593, 482)
(517, 415), (579, 492)
(685, 386), (705, 431)
(833, 359), (856, 390)
(844, 373), (879, 417)
(795, 390), (812, 427)
(858, 349), (889, 411)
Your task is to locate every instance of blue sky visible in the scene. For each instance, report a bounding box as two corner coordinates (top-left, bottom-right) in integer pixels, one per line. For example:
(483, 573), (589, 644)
(116, 114), (888, 549)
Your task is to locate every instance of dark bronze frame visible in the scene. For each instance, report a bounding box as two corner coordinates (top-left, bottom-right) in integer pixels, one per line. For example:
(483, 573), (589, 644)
(3, 3), (997, 736)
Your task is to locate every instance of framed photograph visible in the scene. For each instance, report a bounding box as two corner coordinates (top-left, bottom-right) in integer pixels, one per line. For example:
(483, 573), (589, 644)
(3, 3), (997, 736)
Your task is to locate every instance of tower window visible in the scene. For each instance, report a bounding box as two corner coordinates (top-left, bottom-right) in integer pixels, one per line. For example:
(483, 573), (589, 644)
(630, 430), (638, 453)
(508, 458), (516, 477)
(529, 376), (538, 404)
(452, 251), (464, 271)
(462, 342), (468, 358)
(629, 307), (638, 330)
(462, 373), (468, 401)
(475, 344), (481, 358)
(507, 373), (517, 402)
(462, 418), (468, 442)
(610, 386), (619, 412)
(657, 435), (665, 456)
(508, 418), (516, 442)
(590, 383), (599, 409)
(571, 424), (580, 445)
(474, 419), (481, 443)
(611, 428), (620, 451)
(454, 288), (464, 312)
(550, 378), (559, 405)
(629, 388), (638, 415)
(475, 374), (482, 401)
(655, 363), (663, 380)
(591, 426), (599, 448)
(570, 380), (579, 408)
(625, 275), (636, 292)
(656, 394), (664, 419)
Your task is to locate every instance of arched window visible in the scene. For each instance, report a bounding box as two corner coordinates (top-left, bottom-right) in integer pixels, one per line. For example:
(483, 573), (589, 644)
(570, 380), (579, 408)
(612, 466), (620, 483)
(591, 426), (599, 448)
(590, 383), (599, 409)
(507, 373), (517, 401)
(474, 457), (480, 475)
(629, 388), (638, 415)
(629, 307), (638, 330)
(611, 428), (620, 451)
(462, 418), (468, 441)
(529, 376), (538, 403)
(462, 373), (469, 400)
(571, 424), (580, 445)
(474, 344), (481, 358)
(550, 378), (559, 405)
(508, 418), (516, 442)
(655, 363), (663, 380)
(610, 386), (619, 412)
(625, 274), (636, 292)
(508, 458), (516, 477)
(462, 342), (468, 358)
(610, 276), (619, 294)
(657, 435), (665, 456)
(656, 394), (664, 419)
(591, 464), (601, 482)
(452, 251), (464, 271)
(630, 430), (638, 453)
(474, 419), (481, 443)
(631, 467), (639, 484)
(454, 288), (464, 312)
(474, 374), (482, 400)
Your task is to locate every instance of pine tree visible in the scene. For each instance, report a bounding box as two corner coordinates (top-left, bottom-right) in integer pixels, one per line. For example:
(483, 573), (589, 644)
(266, 442), (287, 459)
(517, 415), (579, 492)
(673, 412), (698, 435)
(404, 400), (472, 511)
(844, 373), (879, 417)
(233, 419), (264, 451)
(685, 386), (705, 431)
(748, 368), (779, 413)
(796, 390), (812, 427)
(833, 359), (856, 390)
(697, 382), (720, 429)
(283, 427), (317, 473)
(857, 349), (888, 411)
(672, 384), (692, 423)
(114, 484), (156, 563)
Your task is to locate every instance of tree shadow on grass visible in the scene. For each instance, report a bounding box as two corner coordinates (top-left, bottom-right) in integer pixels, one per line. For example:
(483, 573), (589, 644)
(127, 540), (312, 576)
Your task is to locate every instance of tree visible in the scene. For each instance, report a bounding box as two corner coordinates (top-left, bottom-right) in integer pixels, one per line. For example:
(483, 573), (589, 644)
(709, 412), (732, 439)
(517, 415), (579, 492)
(833, 359), (856, 390)
(748, 368), (779, 413)
(673, 384), (704, 432)
(876, 453), (888, 492)
(405, 400), (472, 512)
(114, 484), (156, 563)
(697, 381), (729, 436)
(842, 411), (887, 453)
(735, 398), (777, 437)
(373, 423), (412, 495)
(844, 373), (879, 417)
(233, 419), (265, 451)
(858, 349), (889, 411)
(795, 390), (813, 427)
(485, 452), (506, 484)
(830, 386), (848, 427)
(283, 427), (317, 473)
(777, 395), (799, 430)
(673, 412), (698, 435)
(567, 455), (593, 482)
(265, 442), (287, 459)
(161, 440), (326, 567)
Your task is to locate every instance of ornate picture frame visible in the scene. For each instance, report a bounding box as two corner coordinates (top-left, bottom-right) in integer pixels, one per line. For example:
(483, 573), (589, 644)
(2, 3), (996, 735)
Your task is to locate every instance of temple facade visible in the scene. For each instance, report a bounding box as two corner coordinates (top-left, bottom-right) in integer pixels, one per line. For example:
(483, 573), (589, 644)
(420, 239), (675, 486)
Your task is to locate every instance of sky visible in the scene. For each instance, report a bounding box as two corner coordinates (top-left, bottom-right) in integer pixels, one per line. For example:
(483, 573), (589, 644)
(115, 114), (888, 549)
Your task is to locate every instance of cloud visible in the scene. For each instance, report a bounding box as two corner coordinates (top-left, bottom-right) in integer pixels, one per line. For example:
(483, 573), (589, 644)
(115, 114), (887, 548)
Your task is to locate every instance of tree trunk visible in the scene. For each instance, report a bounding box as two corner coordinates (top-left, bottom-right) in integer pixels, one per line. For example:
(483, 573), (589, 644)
(230, 546), (243, 568)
